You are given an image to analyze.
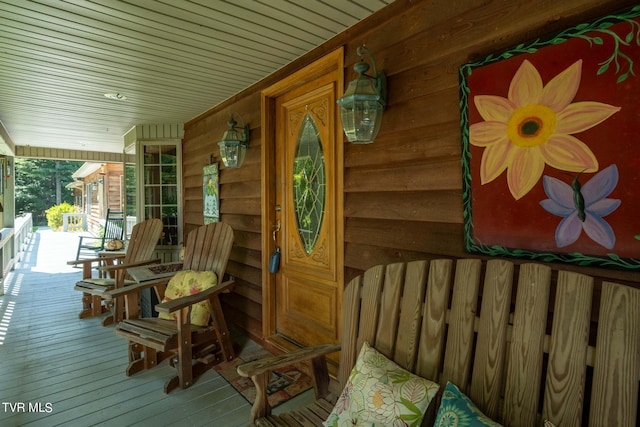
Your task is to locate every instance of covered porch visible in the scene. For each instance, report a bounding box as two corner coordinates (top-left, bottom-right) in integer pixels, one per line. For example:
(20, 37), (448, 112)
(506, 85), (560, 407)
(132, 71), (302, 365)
(0, 227), (311, 426)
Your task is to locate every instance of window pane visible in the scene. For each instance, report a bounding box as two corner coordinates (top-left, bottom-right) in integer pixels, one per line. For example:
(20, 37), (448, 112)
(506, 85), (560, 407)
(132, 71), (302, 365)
(293, 114), (326, 255)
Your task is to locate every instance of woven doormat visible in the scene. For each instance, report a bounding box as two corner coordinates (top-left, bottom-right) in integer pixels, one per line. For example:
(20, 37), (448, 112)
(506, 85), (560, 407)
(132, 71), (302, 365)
(214, 349), (313, 408)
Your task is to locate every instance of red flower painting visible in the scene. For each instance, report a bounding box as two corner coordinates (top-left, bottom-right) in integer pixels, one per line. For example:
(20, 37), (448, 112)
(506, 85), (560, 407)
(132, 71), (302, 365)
(460, 5), (640, 269)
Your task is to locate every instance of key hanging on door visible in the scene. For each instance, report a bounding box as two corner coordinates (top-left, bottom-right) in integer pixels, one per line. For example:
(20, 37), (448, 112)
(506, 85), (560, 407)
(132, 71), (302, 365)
(269, 219), (281, 273)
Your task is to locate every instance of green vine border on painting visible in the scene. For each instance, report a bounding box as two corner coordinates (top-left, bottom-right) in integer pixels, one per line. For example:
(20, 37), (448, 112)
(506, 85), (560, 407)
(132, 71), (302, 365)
(459, 4), (640, 270)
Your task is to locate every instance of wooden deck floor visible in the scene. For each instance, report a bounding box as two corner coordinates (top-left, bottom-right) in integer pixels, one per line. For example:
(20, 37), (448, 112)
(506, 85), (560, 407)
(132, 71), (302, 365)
(0, 228), (312, 427)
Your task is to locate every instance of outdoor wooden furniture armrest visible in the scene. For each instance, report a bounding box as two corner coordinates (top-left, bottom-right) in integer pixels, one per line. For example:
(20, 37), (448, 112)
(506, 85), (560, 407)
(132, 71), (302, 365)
(67, 252), (126, 273)
(68, 253), (127, 279)
(66, 255), (109, 266)
(97, 252), (126, 260)
(237, 342), (340, 422)
(98, 258), (161, 274)
(154, 278), (235, 315)
(237, 343), (340, 378)
(77, 235), (101, 245)
(103, 277), (170, 300)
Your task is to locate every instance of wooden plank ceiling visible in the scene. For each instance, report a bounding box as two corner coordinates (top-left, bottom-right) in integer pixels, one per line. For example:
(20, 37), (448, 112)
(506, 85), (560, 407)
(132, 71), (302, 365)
(0, 0), (392, 157)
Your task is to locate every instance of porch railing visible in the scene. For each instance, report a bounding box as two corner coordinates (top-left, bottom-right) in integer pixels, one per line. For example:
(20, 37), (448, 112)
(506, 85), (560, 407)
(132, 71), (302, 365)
(62, 213), (87, 232)
(0, 213), (33, 296)
(14, 213), (33, 258)
(126, 215), (137, 238)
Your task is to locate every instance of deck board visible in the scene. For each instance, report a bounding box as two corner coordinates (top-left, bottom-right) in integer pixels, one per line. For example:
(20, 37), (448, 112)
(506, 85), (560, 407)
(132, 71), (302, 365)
(0, 228), (313, 427)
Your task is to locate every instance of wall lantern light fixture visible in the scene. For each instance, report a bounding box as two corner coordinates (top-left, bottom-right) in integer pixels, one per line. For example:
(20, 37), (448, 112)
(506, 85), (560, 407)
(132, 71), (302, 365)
(337, 45), (387, 144)
(218, 114), (250, 168)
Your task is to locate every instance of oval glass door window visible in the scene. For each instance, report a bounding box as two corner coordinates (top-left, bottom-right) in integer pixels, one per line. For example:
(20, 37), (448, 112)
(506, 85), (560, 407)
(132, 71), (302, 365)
(293, 114), (326, 254)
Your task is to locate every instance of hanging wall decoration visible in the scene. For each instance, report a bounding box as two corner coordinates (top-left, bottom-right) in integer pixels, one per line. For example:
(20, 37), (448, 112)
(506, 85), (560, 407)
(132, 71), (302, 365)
(203, 162), (219, 224)
(460, 5), (640, 269)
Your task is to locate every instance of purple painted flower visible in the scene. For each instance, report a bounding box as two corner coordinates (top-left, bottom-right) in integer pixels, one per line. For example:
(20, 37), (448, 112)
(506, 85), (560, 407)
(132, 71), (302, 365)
(540, 164), (621, 249)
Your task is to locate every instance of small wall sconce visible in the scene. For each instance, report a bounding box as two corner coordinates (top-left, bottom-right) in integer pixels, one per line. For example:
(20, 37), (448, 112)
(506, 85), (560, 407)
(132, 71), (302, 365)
(337, 45), (387, 144)
(218, 114), (250, 168)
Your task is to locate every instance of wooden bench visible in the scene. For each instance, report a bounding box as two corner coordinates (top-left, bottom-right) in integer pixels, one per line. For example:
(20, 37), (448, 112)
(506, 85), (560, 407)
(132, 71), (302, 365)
(237, 258), (640, 426)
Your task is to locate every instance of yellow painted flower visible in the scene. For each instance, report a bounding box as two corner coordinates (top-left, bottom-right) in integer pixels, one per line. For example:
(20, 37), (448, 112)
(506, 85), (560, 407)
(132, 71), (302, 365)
(470, 59), (620, 199)
(205, 177), (217, 196)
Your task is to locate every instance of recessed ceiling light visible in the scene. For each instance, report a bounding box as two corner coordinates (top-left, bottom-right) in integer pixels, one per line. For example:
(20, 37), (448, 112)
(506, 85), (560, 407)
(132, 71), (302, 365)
(104, 93), (127, 100)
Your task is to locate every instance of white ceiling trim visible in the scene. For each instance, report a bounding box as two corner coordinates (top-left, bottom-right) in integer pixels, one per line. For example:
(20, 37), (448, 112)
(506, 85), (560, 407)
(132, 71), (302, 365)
(0, 0), (393, 156)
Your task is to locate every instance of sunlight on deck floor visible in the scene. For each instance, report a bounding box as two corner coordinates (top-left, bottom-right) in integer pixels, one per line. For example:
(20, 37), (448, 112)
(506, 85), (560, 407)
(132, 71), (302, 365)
(0, 228), (313, 427)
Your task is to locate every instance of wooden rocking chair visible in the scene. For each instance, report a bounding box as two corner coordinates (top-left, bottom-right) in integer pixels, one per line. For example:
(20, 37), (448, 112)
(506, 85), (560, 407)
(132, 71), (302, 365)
(68, 218), (163, 326)
(105, 222), (236, 393)
(75, 209), (125, 260)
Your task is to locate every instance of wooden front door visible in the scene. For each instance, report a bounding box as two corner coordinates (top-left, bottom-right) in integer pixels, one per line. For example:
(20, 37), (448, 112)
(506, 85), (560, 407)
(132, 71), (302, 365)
(262, 49), (344, 350)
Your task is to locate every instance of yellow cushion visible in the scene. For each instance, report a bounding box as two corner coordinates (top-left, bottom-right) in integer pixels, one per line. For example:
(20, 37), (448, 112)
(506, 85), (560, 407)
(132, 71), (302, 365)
(158, 270), (218, 326)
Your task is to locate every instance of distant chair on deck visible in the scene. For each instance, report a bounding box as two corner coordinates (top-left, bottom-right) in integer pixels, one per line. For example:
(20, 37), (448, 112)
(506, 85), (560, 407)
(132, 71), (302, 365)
(68, 218), (163, 326)
(75, 209), (125, 260)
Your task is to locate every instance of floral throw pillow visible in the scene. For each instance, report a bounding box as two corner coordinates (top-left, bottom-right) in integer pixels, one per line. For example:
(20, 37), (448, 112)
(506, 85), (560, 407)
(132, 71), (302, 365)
(157, 270), (217, 327)
(323, 342), (439, 427)
(433, 382), (502, 427)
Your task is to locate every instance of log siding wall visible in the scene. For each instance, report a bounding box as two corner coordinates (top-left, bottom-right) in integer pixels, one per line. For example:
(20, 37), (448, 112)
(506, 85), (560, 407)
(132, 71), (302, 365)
(182, 0), (640, 341)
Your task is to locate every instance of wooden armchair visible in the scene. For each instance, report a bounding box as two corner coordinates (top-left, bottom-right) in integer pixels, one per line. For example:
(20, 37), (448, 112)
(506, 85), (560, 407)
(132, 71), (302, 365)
(237, 259), (640, 426)
(68, 218), (163, 326)
(75, 209), (125, 260)
(105, 222), (236, 393)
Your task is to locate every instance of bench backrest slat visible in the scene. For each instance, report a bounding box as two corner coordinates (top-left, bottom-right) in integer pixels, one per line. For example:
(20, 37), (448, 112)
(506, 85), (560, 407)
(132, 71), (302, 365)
(416, 258), (453, 381)
(503, 263), (552, 426)
(542, 270), (593, 425)
(441, 259), (482, 390)
(470, 259), (514, 420)
(374, 262), (406, 356)
(394, 260), (428, 371)
(356, 264), (385, 354)
(589, 281), (640, 426)
(337, 272), (363, 393)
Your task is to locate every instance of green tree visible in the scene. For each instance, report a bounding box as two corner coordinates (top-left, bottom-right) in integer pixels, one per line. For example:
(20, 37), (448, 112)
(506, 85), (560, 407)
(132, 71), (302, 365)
(15, 159), (83, 225)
